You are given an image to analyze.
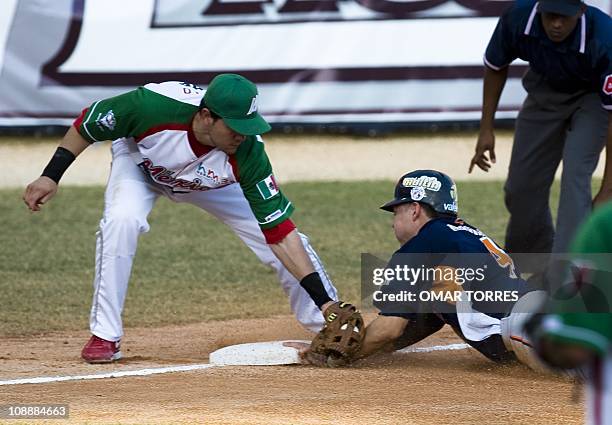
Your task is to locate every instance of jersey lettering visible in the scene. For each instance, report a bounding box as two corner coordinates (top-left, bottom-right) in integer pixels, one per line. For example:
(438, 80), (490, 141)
(480, 236), (518, 279)
(139, 158), (231, 191)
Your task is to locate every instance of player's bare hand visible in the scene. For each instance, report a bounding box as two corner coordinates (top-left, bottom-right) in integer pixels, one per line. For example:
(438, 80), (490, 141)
(283, 341), (349, 367)
(469, 130), (496, 173)
(23, 176), (58, 212)
(283, 341), (327, 366)
(283, 341), (317, 365)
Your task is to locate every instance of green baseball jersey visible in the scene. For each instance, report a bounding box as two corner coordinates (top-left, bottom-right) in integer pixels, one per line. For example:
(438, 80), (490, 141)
(75, 81), (293, 230)
(536, 202), (612, 355)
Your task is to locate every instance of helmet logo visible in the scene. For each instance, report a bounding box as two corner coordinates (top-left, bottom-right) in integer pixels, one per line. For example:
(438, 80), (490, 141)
(444, 202), (458, 212)
(402, 176), (441, 191)
(410, 186), (426, 201)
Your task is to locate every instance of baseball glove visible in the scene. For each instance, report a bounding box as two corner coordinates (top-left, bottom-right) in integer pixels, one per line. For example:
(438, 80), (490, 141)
(309, 301), (365, 367)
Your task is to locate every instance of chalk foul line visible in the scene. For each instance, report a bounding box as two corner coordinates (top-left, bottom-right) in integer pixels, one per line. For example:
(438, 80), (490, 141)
(0, 364), (216, 386)
(398, 343), (470, 353)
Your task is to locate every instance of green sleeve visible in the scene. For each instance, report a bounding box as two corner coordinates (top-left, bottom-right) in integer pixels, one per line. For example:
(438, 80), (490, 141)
(77, 89), (145, 142)
(537, 203), (612, 354)
(569, 202), (612, 254)
(234, 136), (294, 229)
(76, 87), (195, 143)
(536, 314), (612, 355)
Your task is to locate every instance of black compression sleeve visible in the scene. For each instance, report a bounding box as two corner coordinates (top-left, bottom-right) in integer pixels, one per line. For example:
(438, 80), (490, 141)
(41, 147), (76, 184)
(392, 314), (445, 351)
(299, 272), (333, 309)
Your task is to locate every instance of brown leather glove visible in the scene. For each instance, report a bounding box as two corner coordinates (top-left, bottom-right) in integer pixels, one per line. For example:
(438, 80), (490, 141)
(309, 302), (365, 366)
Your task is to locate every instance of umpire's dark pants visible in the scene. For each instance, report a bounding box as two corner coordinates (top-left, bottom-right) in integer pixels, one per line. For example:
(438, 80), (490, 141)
(504, 69), (607, 256)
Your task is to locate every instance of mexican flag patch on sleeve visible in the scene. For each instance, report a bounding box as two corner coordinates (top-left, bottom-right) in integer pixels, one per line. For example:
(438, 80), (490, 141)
(256, 174), (279, 200)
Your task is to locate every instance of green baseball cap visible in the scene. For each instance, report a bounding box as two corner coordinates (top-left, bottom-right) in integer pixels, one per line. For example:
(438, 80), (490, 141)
(201, 74), (271, 136)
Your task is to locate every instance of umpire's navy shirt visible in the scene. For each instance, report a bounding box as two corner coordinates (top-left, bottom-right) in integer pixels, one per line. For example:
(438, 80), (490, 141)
(484, 0), (612, 109)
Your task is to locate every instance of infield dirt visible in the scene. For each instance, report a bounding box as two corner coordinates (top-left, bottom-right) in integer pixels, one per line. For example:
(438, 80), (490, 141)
(1, 315), (582, 425)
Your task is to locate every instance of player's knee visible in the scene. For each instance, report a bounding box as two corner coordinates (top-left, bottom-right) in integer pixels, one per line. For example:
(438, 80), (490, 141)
(102, 207), (150, 233)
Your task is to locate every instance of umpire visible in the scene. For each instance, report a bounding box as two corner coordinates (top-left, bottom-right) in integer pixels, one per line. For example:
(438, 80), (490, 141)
(469, 0), (612, 255)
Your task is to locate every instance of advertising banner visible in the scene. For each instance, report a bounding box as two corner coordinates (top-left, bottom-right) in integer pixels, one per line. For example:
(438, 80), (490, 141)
(0, 0), (609, 126)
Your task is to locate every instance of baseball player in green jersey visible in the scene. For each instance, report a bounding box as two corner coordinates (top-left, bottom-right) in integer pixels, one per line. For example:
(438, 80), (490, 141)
(527, 202), (612, 425)
(23, 74), (339, 363)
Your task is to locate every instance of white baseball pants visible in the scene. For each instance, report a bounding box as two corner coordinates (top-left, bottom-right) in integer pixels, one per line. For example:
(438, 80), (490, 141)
(500, 290), (549, 373)
(89, 139), (337, 341)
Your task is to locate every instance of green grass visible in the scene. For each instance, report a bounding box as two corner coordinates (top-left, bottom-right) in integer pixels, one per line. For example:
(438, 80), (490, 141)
(0, 180), (565, 336)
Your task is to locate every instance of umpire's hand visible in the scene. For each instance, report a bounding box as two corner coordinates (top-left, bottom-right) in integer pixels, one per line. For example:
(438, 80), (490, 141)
(469, 129), (497, 173)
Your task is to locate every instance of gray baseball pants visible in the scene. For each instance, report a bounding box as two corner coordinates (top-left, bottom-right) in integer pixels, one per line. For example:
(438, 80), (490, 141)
(504, 69), (607, 257)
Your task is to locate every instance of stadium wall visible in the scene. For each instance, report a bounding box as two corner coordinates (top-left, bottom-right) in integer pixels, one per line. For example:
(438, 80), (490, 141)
(0, 0), (610, 133)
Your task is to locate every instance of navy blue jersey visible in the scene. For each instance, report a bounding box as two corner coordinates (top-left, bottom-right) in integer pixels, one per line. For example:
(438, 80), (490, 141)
(484, 0), (612, 109)
(375, 217), (532, 359)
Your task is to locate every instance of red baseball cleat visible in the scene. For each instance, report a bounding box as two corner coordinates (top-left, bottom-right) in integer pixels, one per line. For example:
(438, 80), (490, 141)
(81, 335), (122, 363)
